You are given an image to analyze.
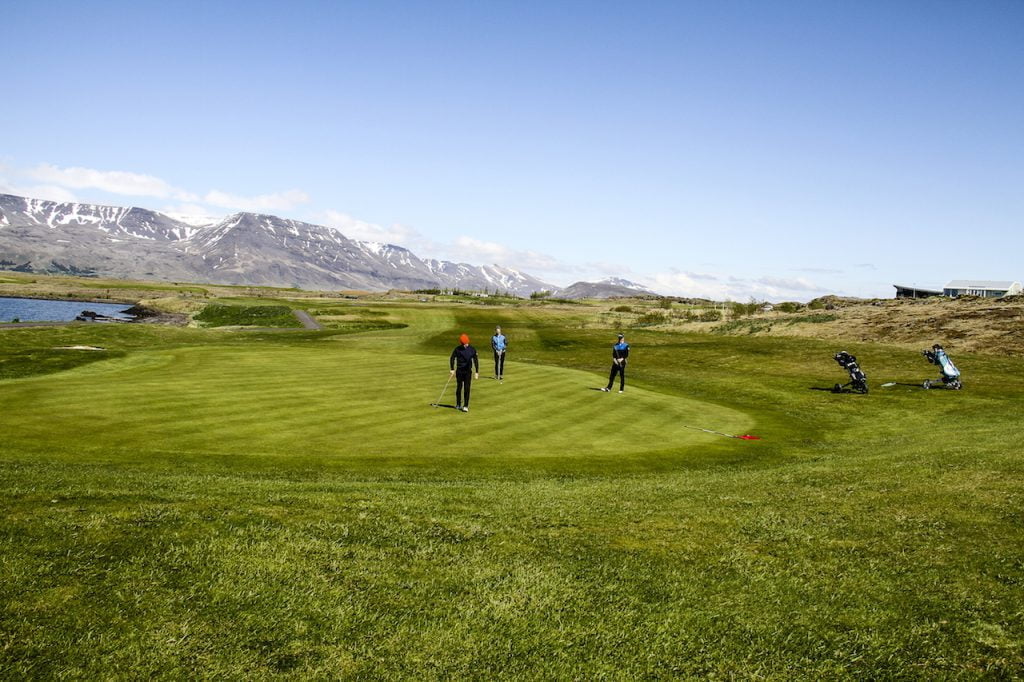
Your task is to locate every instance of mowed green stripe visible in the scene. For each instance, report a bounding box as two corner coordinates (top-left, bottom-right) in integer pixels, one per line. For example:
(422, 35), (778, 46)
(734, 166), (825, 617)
(0, 345), (753, 460)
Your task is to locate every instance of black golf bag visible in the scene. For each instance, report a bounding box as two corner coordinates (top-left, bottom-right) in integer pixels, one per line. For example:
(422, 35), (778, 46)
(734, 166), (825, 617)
(922, 344), (962, 390)
(832, 351), (868, 394)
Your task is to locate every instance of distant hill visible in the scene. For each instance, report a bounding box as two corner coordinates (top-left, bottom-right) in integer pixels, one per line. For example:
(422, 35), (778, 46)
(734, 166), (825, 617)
(0, 193), (556, 296)
(555, 278), (658, 299)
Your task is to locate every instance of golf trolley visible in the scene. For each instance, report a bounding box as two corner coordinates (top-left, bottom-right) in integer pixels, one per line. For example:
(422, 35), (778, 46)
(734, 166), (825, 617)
(922, 344), (962, 390)
(832, 351), (868, 394)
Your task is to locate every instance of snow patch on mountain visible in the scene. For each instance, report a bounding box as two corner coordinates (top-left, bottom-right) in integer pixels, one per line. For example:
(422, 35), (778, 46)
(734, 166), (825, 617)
(0, 193), (559, 295)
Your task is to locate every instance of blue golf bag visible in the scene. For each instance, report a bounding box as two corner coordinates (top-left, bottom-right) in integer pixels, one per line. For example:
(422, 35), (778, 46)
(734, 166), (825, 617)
(922, 345), (962, 390)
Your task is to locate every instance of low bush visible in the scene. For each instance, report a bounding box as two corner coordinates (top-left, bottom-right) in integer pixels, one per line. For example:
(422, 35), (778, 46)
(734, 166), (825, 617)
(699, 310), (722, 322)
(785, 313), (838, 325)
(633, 312), (665, 327)
(713, 319), (774, 335)
(195, 304), (301, 328)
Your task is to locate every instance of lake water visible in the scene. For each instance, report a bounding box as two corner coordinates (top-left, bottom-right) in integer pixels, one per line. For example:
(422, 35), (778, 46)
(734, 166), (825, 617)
(0, 297), (134, 322)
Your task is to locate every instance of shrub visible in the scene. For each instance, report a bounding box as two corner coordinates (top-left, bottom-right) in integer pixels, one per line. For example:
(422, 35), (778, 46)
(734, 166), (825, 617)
(713, 319), (773, 335)
(785, 313), (838, 325)
(729, 299), (763, 318)
(775, 301), (805, 313)
(195, 304), (301, 328)
(698, 310), (722, 322)
(612, 305), (633, 313)
(633, 312), (665, 327)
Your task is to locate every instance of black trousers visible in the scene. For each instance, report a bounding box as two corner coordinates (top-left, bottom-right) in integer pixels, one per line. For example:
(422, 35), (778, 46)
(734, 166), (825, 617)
(607, 361), (625, 390)
(456, 370), (473, 406)
(493, 350), (506, 377)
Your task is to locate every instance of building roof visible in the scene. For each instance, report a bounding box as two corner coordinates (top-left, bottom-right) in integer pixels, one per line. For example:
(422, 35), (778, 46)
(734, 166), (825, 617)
(944, 280), (1021, 289)
(893, 284), (942, 294)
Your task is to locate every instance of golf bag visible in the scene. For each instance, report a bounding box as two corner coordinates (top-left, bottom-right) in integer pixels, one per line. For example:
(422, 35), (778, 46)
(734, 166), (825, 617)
(922, 345), (962, 390)
(832, 351), (868, 394)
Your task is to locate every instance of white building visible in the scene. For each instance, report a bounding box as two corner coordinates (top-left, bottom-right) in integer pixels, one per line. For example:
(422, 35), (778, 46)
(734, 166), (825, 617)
(943, 280), (1023, 298)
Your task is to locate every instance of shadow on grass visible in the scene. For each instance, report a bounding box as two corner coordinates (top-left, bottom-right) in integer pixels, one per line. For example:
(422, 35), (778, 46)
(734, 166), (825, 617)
(808, 386), (869, 394)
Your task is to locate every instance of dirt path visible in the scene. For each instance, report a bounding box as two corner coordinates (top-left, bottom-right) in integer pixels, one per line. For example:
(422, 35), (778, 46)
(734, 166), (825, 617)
(292, 309), (322, 330)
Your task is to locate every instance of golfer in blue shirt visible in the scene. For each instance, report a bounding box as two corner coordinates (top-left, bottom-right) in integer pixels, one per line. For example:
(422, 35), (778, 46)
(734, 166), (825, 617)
(601, 333), (629, 393)
(491, 326), (507, 382)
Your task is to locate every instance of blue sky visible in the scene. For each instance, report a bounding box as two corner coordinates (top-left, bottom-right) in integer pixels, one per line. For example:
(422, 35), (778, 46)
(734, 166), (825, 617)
(3, 1), (1022, 300)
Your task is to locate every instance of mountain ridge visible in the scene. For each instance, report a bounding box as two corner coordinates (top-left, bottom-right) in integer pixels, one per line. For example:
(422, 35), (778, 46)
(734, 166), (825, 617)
(0, 194), (559, 295)
(0, 193), (659, 298)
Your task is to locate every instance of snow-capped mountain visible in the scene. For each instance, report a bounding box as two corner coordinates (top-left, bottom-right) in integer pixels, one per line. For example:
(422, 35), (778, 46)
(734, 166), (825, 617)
(0, 193), (555, 295)
(2, 195), (203, 241)
(554, 277), (657, 299)
(423, 259), (550, 294)
(596, 277), (655, 293)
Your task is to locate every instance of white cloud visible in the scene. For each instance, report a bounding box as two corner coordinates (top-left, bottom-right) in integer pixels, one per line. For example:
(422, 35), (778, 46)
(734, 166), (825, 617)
(160, 204), (223, 226)
(754, 276), (822, 293)
(316, 217), (572, 281)
(27, 163), (196, 200)
(647, 269), (829, 301)
(450, 236), (565, 273)
(12, 162), (310, 214)
(0, 180), (79, 204)
(203, 189), (309, 212)
(162, 203), (216, 217)
(320, 210), (421, 246)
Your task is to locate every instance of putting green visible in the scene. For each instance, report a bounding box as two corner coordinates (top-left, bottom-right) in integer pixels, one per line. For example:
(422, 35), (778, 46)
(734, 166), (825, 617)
(0, 344), (752, 461)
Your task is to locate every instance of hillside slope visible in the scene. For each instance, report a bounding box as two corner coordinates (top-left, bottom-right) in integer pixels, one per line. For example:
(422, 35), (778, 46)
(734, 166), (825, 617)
(709, 296), (1024, 355)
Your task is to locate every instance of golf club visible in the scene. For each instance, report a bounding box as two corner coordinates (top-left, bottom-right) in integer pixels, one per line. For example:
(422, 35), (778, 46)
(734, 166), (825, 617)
(431, 373), (454, 407)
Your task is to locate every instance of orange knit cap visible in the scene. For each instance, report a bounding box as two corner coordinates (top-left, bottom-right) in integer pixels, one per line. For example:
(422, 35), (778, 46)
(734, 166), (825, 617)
(459, 333), (470, 344)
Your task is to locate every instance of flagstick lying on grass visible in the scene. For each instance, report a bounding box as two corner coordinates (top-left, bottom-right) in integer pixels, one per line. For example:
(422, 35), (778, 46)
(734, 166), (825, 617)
(680, 424), (762, 440)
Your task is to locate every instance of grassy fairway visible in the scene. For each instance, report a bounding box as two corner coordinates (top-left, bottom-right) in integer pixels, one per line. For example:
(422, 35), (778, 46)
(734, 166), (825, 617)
(2, 302), (1023, 678)
(0, 345), (746, 467)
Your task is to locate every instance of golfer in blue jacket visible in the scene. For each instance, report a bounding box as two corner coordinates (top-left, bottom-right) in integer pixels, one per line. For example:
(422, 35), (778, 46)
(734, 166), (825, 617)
(491, 326), (507, 381)
(601, 333), (629, 393)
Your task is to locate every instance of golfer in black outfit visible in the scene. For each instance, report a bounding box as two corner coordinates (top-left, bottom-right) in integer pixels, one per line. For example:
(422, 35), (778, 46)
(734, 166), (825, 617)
(450, 333), (479, 412)
(601, 333), (630, 393)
